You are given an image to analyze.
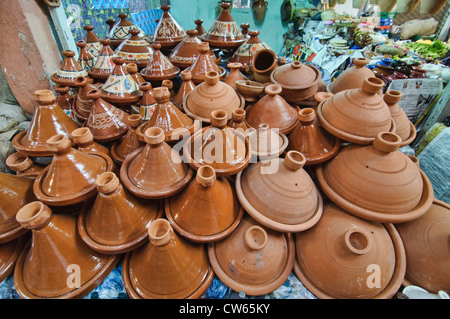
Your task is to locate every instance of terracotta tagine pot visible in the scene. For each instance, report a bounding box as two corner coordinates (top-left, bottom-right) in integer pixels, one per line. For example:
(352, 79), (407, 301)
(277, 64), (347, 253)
(162, 80), (175, 99)
(316, 132), (434, 223)
(327, 58), (375, 94)
(227, 108), (249, 133)
(33, 134), (114, 207)
(270, 60), (321, 103)
(120, 126), (194, 199)
(201, 2), (246, 50)
(83, 25), (102, 57)
(110, 114), (145, 165)
(78, 172), (163, 254)
(72, 76), (97, 122)
(135, 86), (200, 144)
(127, 62), (146, 86)
(384, 90), (417, 147)
(122, 218), (214, 299)
(183, 110), (251, 176)
(85, 88), (130, 143)
(251, 48), (279, 84)
(135, 82), (157, 121)
(185, 42), (226, 84)
(235, 151), (323, 232)
(286, 107), (341, 165)
(149, 5), (188, 51)
(12, 90), (79, 157)
(246, 123), (289, 161)
(5, 152), (45, 180)
(396, 198), (450, 294)
(183, 70), (245, 123)
(100, 57), (141, 108)
(51, 50), (88, 87)
(207, 214), (295, 296)
(140, 42), (180, 83)
(0, 235), (27, 283)
(53, 85), (74, 112)
(115, 28), (154, 69)
(294, 202), (406, 299)
(71, 127), (111, 157)
(317, 77), (396, 145)
(76, 40), (96, 72)
(0, 173), (36, 243)
(235, 79), (266, 102)
(165, 165), (243, 243)
(88, 38), (116, 82)
(223, 62), (248, 89)
(107, 13), (145, 49)
(194, 19), (207, 37)
(171, 69), (196, 110)
(14, 201), (119, 299)
(245, 84), (299, 135)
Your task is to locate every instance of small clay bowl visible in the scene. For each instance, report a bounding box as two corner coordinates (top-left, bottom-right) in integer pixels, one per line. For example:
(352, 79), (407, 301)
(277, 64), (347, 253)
(235, 80), (266, 102)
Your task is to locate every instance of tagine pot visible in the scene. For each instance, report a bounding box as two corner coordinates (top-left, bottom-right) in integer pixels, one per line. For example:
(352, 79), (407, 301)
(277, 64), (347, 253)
(194, 19), (207, 37)
(227, 108), (249, 133)
(140, 42), (180, 83)
(327, 58), (375, 94)
(53, 85), (74, 112)
(246, 123), (289, 162)
(83, 25), (102, 57)
(235, 80), (266, 102)
(110, 114), (145, 165)
(71, 127), (111, 157)
(208, 214), (295, 296)
(150, 5), (188, 52)
(51, 50), (88, 87)
(76, 40), (96, 72)
(251, 49), (278, 84)
(72, 76), (97, 122)
(171, 69), (196, 110)
(185, 42), (226, 84)
(115, 28), (154, 69)
(384, 90), (417, 146)
(0, 235), (27, 283)
(223, 62), (248, 89)
(107, 13), (145, 49)
(6, 152), (45, 180)
(127, 63), (146, 86)
(88, 38), (116, 82)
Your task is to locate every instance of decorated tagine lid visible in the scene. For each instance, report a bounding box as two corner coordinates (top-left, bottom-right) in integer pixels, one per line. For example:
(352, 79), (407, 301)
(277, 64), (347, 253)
(165, 165), (244, 243)
(317, 77), (395, 145)
(110, 114), (145, 165)
(51, 50), (88, 87)
(72, 76), (98, 122)
(33, 134), (114, 207)
(245, 84), (299, 135)
(120, 126), (194, 199)
(0, 235), (27, 283)
(246, 123), (289, 161)
(0, 173), (36, 243)
(88, 38), (116, 81)
(395, 198), (450, 294)
(107, 13), (146, 49)
(122, 218), (214, 299)
(384, 90), (417, 146)
(71, 127), (111, 157)
(149, 5), (188, 51)
(185, 42), (226, 84)
(286, 107), (341, 165)
(5, 152), (45, 180)
(135, 86), (200, 144)
(115, 28), (154, 69)
(183, 71), (245, 123)
(83, 25), (102, 57)
(327, 58), (375, 94)
(169, 29), (221, 69)
(171, 69), (196, 110)
(236, 151), (323, 232)
(316, 132), (434, 223)
(227, 30), (271, 72)
(294, 202), (406, 299)
(135, 82), (156, 121)
(76, 40), (96, 72)
(201, 2), (246, 50)
(78, 172), (163, 254)
(140, 42), (180, 83)
(183, 110), (251, 176)
(14, 201), (119, 299)
(207, 214), (295, 296)
(12, 90), (79, 157)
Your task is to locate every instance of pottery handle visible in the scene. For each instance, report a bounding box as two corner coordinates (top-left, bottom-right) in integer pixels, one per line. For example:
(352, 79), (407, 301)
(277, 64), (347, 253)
(204, 71), (220, 85)
(153, 87), (171, 104)
(361, 77), (384, 95)
(46, 134), (72, 154)
(284, 150), (306, 171)
(96, 172), (121, 194)
(231, 108), (246, 122)
(180, 69), (193, 81)
(372, 132), (401, 153)
(383, 90), (402, 106)
(264, 84), (282, 96)
(298, 108), (316, 125)
(128, 114), (142, 129)
(34, 89), (56, 105)
(6, 152), (33, 173)
(16, 201), (52, 230)
(148, 219), (173, 246)
(196, 165), (216, 187)
(126, 63), (139, 74)
(407, 154), (420, 168)
(210, 110), (228, 128)
(245, 225), (268, 251)
(71, 127), (94, 146)
(352, 58), (369, 68)
(313, 92), (333, 103)
(344, 228), (372, 255)
(144, 127), (165, 145)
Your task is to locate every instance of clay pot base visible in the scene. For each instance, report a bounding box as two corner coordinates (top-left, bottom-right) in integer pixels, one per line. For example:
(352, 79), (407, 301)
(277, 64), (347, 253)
(0, 235), (28, 283)
(0, 223), (29, 245)
(316, 166), (434, 223)
(12, 131), (70, 157)
(293, 223), (406, 299)
(191, 66), (227, 85)
(399, 122), (417, 147)
(208, 232), (295, 296)
(200, 35), (246, 50)
(121, 254), (214, 299)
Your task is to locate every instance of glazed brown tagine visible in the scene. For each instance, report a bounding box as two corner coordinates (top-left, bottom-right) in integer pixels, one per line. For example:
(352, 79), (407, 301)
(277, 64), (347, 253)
(171, 69), (196, 110)
(53, 85), (74, 112)
(185, 42), (226, 84)
(72, 76), (98, 123)
(140, 42), (180, 83)
(71, 127), (111, 157)
(115, 28), (154, 69)
(194, 19), (206, 36)
(127, 62), (147, 86)
(134, 82), (157, 121)
(5, 152), (45, 180)
(149, 5), (188, 52)
(88, 38), (116, 82)
(0, 235), (27, 283)
(327, 58), (375, 94)
(107, 13), (145, 49)
(110, 114), (145, 165)
(51, 50), (88, 87)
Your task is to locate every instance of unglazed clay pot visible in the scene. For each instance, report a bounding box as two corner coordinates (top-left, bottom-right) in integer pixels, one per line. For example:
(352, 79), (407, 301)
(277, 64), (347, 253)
(286, 108), (341, 165)
(115, 28), (154, 69)
(78, 172), (163, 254)
(294, 202), (406, 299)
(245, 84), (299, 135)
(327, 58), (375, 94)
(183, 71), (245, 123)
(122, 218), (214, 299)
(6, 152), (45, 180)
(246, 123), (289, 161)
(53, 85), (74, 111)
(194, 19), (207, 37)
(227, 108), (249, 133)
(110, 114), (145, 165)
(120, 127), (194, 199)
(14, 201), (119, 299)
(83, 25), (101, 57)
(201, 2), (246, 50)
(270, 61), (321, 103)
(0, 173), (36, 243)
(0, 235), (27, 283)
(235, 80), (266, 102)
(165, 165), (243, 243)
(251, 49), (278, 84)
(72, 76), (97, 122)
(316, 132), (434, 223)
(208, 214), (295, 296)
(107, 13), (145, 49)
(51, 50), (88, 87)
(127, 63), (146, 86)
(235, 151), (323, 232)
(12, 90), (79, 157)
(384, 90), (417, 146)
(33, 134), (114, 207)
(149, 5), (187, 51)
(71, 127), (111, 157)
(140, 42), (180, 83)
(76, 40), (96, 72)
(223, 62), (248, 89)
(396, 198), (450, 294)
(135, 86), (200, 143)
(317, 77), (396, 145)
(171, 69), (196, 110)
(183, 110), (251, 176)
(85, 88), (130, 143)
(88, 38), (116, 81)
(186, 42), (226, 84)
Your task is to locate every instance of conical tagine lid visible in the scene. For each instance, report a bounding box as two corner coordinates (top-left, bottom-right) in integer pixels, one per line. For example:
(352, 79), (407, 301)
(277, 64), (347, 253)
(236, 151), (323, 232)
(165, 165), (244, 243)
(72, 76), (98, 122)
(316, 132), (434, 223)
(150, 5), (188, 50)
(140, 43), (180, 82)
(107, 13), (146, 49)
(294, 202), (406, 299)
(208, 214), (295, 296)
(78, 172), (163, 254)
(14, 201), (119, 299)
(83, 25), (102, 56)
(33, 134), (114, 207)
(12, 90), (79, 157)
(194, 19), (207, 36)
(110, 114), (145, 165)
(171, 69), (196, 109)
(122, 218), (214, 299)
(384, 90), (417, 146)
(115, 29), (154, 69)
(76, 40), (96, 72)
(185, 42), (226, 84)
(327, 58), (375, 94)
(51, 50), (88, 87)
(88, 38), (116, 81)
(228, 30), (271, 71)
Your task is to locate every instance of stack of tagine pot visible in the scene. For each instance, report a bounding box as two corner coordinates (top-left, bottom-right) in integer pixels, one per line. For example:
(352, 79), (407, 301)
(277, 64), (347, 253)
(2, 5), (447, 300)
